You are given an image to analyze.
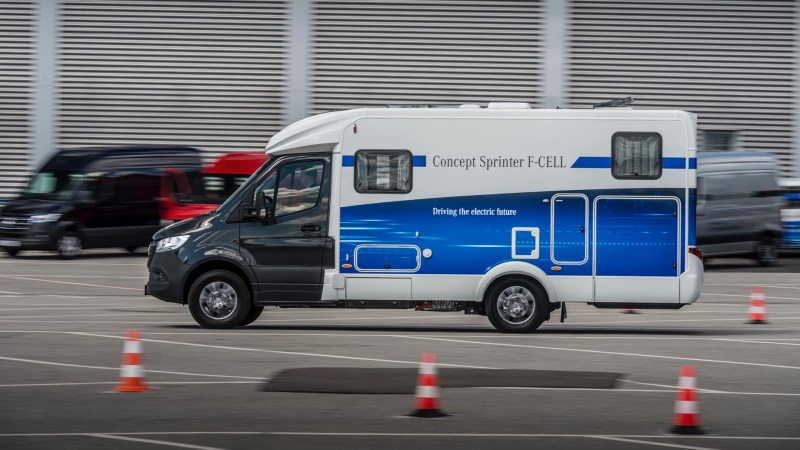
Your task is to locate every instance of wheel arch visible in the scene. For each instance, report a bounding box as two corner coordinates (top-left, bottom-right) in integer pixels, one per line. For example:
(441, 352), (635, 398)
(476, 261), (556, 305)
(182, 258), (255, 305)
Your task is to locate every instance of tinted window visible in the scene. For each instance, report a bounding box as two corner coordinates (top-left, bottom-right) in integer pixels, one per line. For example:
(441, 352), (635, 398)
(612, 133), (662, 179)
(355, 150), (412, 193)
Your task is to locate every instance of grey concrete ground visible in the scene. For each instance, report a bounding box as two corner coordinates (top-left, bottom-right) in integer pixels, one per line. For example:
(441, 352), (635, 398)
(0, 250), (798, 449)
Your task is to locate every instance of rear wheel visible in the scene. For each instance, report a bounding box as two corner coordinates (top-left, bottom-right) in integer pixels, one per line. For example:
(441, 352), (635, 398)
(239, 306), (264, 327)
(756, 237), (779, 267)
(188, 270), (251, 329)
(485, 277), (548, 333)
(3, 248), (19, 257)
(56, 233), (82, 259)
(125, 246), (138, 253)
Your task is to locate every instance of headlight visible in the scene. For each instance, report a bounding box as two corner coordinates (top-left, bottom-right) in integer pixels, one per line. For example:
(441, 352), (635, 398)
(156, 235), (189, 253)
(29, 214), (61, 223)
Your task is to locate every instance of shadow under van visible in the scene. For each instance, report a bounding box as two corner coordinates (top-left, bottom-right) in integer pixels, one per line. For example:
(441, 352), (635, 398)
(696, 151), (784, 266)
(0, 145), (203, 258)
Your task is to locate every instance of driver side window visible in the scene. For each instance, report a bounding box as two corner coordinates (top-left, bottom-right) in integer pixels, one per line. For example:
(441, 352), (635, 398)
(254, 160), (323, 218)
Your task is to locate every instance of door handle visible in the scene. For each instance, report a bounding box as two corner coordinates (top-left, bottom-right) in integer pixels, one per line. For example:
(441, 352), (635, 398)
(301, 224), (321, 233)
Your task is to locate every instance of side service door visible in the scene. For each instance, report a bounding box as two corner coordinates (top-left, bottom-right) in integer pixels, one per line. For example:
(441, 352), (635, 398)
(239, 155), (332, 303)
(551, 194), (589, 265)
(593, 196), (680, 303)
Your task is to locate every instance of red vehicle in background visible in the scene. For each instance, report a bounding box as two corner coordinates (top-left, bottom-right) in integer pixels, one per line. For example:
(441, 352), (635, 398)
(160, 152), (268, 223)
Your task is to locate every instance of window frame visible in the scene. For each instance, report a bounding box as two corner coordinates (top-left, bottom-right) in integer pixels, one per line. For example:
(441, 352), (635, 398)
(611, 132), (663, 180)
(353, 149), (413, 194)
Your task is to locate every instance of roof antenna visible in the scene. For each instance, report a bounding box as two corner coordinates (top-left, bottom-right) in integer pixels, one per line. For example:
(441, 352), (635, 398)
(593, 97), (634, 109)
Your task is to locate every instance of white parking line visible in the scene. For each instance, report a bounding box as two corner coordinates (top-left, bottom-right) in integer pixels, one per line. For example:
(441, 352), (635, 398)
(701, 292), (800, 301)
(2, 431), (799, 440)
(68, 331), (497, 369)
(592, 435), (715, 450)
(0, 356), (262, 380)
(88, 434), (225, 450)
(0, 381), (260, 388)
(394, 336), (800, 370)
(713, 338), (800, 347)
(0, 274), (141, 291)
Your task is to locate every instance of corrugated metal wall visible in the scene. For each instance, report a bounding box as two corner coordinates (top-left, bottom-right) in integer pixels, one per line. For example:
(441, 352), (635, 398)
(567, 0), (798, 176)
(310, 0), (544, 114)
(57, 0), (288, 161)
(0, 1), (35, 200)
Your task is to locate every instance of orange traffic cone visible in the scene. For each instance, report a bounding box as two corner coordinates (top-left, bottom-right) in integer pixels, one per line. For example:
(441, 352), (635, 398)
(747, 287), (768, 324)
(670, 366), (705, 434)
(115, 330), (151, 393)
(408, 353), (447, 418)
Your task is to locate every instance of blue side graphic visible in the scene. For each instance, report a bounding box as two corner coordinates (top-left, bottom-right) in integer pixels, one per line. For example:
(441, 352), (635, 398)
(340, 188), (692, 277)
(783, 220), (800, 247)
(571, 157), (696, 169)
(342, 155), (427, 167)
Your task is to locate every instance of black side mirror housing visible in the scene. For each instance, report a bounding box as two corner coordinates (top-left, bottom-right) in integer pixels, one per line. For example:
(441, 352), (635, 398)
(243, 191), (273, 222)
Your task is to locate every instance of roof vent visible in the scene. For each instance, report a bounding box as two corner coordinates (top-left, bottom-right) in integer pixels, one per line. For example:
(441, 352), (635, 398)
(487, 102), (531, 109)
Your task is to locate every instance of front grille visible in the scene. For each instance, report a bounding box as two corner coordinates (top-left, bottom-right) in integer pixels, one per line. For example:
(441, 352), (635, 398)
(0, 214), (31, 234)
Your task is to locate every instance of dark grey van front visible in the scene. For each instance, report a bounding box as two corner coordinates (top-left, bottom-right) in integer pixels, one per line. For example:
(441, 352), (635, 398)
(696, 152), (784, 265)
(0, 145), (202, 258)
(145, 154), (333, 329)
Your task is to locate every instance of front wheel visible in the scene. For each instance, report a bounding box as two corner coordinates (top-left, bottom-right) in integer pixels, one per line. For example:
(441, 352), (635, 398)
(756, 237), (779, 267)
(485, 277), (548, 333)
(239, 306), (264, 327)
(188, 270), (252, 329)
(56, 233), (82, 259)
(3, 248), (19, 257)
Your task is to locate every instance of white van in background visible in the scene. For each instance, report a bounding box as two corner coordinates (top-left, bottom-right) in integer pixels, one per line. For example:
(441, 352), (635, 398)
(696, 152), (784, 266)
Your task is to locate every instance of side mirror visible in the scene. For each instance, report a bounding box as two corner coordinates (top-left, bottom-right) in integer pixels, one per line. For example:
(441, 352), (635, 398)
(243, 191), (273, 221)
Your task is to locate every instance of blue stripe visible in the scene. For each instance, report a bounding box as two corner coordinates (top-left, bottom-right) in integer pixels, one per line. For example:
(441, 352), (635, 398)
(571, 157), (610, 168)
(572, 157), (697, 169)
(342, 155), (427, 167)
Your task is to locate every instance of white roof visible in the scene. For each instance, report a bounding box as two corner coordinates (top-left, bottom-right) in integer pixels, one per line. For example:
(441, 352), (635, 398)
(265, 107), (692, 157)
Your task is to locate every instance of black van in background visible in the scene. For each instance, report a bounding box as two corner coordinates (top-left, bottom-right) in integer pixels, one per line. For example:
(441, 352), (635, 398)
(0, 145), (203, 258)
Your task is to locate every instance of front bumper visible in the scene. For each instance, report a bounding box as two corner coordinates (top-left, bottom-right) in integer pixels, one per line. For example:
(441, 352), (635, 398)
(145, 243), (190, 304)
(0, 223), (57, 251)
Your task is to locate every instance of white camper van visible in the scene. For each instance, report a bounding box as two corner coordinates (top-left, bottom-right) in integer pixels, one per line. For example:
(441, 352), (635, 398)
(146, 105), (703, 332)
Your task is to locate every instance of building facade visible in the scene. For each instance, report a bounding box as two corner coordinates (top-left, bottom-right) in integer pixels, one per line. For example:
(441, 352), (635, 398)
(1, 0), (798, 199)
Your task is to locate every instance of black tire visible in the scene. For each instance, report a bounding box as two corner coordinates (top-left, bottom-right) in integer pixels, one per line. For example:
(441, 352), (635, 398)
(239, 306), (264, 327)
(56, 232), (82, 259)
(125, 246), (138, 253)
(188, 270), (251, 329)
(756, 237), (779, 267)
(3, 248), (19, 257)
(485, 277), (549, 333)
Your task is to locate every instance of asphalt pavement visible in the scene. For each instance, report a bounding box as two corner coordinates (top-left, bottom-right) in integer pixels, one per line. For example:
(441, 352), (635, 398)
(0, 249), (798, 450)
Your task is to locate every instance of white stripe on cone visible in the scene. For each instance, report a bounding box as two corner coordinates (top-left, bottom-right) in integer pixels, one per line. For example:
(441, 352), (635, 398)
(123, 340), (142, 354)
(120, 364), (144, 378)
(415, 385), (439, 398)
(678, 376), (696, 390)
(674, 400), (699, 415)
(419, 363), (437, 375)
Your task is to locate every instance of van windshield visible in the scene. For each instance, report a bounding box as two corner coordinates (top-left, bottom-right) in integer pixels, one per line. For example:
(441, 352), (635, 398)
(21, 171), (85, 200)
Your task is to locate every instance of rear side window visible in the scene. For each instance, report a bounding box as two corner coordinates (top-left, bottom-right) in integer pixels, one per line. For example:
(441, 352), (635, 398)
(355, 150), (412, 193)
(612, 132), (662, 179)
